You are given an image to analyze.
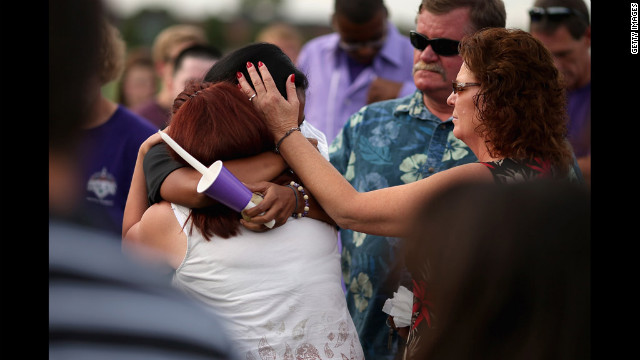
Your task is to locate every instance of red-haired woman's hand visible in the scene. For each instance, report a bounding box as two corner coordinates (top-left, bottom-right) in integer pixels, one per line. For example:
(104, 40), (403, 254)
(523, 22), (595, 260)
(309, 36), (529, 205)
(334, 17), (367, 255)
(139, 129), (166, 157)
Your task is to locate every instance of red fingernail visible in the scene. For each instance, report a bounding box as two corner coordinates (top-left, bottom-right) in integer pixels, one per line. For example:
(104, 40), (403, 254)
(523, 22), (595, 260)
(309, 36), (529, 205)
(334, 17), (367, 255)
(291, 74), (295, 83)
(237, 83), (241, 89)
(236, 71), (242, 78)
(247, 61), (253, 68)
(258, 61), (264, 67)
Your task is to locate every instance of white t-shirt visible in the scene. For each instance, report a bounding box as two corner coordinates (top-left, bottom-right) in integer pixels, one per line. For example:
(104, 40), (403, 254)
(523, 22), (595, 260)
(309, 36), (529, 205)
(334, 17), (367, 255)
(170, 204), (364, 360)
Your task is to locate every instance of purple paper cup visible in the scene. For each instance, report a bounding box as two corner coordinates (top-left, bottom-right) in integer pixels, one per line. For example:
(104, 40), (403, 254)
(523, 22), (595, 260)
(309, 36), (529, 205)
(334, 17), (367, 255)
(197, 160), (252, 213)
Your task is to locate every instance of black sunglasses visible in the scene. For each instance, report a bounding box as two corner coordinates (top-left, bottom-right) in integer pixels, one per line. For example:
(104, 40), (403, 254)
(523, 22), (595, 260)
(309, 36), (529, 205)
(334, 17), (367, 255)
(409, 31), (459, 56)
(528, 6), (589, 23)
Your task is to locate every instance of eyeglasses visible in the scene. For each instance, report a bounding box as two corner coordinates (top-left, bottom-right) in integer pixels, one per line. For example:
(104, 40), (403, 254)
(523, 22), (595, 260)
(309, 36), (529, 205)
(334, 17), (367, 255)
(338, 35), (387, 52)
(409, 31), (460, 56)
(452, 81), (481, 94)
(528, 7), (589, 23)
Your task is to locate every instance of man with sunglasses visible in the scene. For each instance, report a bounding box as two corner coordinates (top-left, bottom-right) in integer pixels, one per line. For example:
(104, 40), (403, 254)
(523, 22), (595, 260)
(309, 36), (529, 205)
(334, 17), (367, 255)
(297, 0), (416, 144)
(328, 1), (505, 359)
(529, 0), (591, 186)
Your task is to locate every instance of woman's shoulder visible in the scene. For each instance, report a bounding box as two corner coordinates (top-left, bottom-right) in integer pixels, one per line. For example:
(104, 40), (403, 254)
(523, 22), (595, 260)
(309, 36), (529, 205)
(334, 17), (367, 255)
(140, 201), (181, 234)
(145, 200), (174, 215)
(133, 201), (187, 268)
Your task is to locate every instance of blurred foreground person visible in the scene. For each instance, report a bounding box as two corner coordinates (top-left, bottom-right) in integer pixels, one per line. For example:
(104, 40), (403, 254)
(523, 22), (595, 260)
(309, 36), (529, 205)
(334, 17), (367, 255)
(49, 1), (242, 358)
(404, 181), (590, 359)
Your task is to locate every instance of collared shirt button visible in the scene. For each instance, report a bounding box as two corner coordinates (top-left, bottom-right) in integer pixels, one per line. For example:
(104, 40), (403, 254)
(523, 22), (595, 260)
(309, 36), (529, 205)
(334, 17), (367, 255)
(428, 167), (435, 173)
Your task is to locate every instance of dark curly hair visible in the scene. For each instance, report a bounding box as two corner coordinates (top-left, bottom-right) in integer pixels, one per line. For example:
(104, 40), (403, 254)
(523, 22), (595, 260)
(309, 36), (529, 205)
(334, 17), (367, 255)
(459, 27), (573, 174)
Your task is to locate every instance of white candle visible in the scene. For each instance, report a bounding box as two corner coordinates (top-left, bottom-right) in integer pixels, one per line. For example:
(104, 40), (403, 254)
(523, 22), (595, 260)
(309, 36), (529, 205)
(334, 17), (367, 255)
(158, 130), (210, 176)
(160, 130), (275, 229)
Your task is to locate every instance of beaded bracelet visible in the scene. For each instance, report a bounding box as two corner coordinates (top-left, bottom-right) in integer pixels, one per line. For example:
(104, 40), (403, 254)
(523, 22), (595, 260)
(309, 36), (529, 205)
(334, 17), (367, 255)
(274, 127), (301, 154)
(289, 181), (309, 218)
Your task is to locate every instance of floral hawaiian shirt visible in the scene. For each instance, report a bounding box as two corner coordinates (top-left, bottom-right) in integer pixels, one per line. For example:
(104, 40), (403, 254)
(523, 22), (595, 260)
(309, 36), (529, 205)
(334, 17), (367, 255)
(329, 90), (478, 360)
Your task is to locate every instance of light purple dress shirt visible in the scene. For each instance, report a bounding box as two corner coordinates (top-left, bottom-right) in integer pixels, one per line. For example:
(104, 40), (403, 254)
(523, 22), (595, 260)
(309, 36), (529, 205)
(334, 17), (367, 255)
(297, 22), (416, 143)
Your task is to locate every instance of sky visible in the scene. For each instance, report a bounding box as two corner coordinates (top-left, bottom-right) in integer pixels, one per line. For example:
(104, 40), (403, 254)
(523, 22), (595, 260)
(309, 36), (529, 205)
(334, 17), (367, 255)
(104, 0), (591, 31)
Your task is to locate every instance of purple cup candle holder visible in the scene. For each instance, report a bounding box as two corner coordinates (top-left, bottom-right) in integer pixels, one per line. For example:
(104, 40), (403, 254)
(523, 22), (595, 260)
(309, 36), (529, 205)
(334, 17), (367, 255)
(197, 160), (252, 213)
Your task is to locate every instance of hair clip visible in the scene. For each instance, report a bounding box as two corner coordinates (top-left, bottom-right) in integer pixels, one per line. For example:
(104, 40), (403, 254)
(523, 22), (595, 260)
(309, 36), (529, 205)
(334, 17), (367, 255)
(189, 90), (202, 99)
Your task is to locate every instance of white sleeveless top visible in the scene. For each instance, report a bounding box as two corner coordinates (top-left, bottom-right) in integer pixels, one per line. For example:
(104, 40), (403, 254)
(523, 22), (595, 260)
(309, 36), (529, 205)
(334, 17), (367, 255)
(170, 204), (364, 360)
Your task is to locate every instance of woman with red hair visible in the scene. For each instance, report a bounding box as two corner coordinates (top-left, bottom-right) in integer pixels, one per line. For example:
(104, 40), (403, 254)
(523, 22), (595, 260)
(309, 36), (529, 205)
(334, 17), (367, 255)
(123, 80), (364, 360)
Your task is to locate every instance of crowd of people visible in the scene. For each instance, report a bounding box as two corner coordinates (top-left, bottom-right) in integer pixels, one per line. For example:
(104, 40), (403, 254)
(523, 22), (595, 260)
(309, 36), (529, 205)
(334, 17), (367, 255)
(50, 0), (591, 359)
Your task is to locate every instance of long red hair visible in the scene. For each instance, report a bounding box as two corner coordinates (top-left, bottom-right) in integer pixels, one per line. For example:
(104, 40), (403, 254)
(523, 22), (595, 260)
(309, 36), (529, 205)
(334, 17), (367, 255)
(167, 81), (275, 239)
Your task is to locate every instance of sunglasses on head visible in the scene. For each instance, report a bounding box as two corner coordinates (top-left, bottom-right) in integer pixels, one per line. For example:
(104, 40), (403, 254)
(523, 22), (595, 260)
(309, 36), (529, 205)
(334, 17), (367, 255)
(409, 31), (460, 56)
(528, 6), (589, 23)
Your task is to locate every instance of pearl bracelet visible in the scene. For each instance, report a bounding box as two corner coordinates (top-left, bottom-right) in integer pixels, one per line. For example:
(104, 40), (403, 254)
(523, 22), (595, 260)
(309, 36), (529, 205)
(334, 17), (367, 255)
(289, 181), (309, 218)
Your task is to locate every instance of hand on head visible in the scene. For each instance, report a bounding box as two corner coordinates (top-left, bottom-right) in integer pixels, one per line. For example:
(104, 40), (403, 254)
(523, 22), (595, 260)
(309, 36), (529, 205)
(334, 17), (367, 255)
(237, 61), (299, 140)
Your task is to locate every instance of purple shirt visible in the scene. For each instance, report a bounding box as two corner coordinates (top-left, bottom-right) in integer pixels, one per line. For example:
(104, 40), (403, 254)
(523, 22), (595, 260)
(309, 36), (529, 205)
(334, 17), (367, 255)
(75, 105), (157, 236)
(297, 22), (416, 143)
(566, 81), (590, 157)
